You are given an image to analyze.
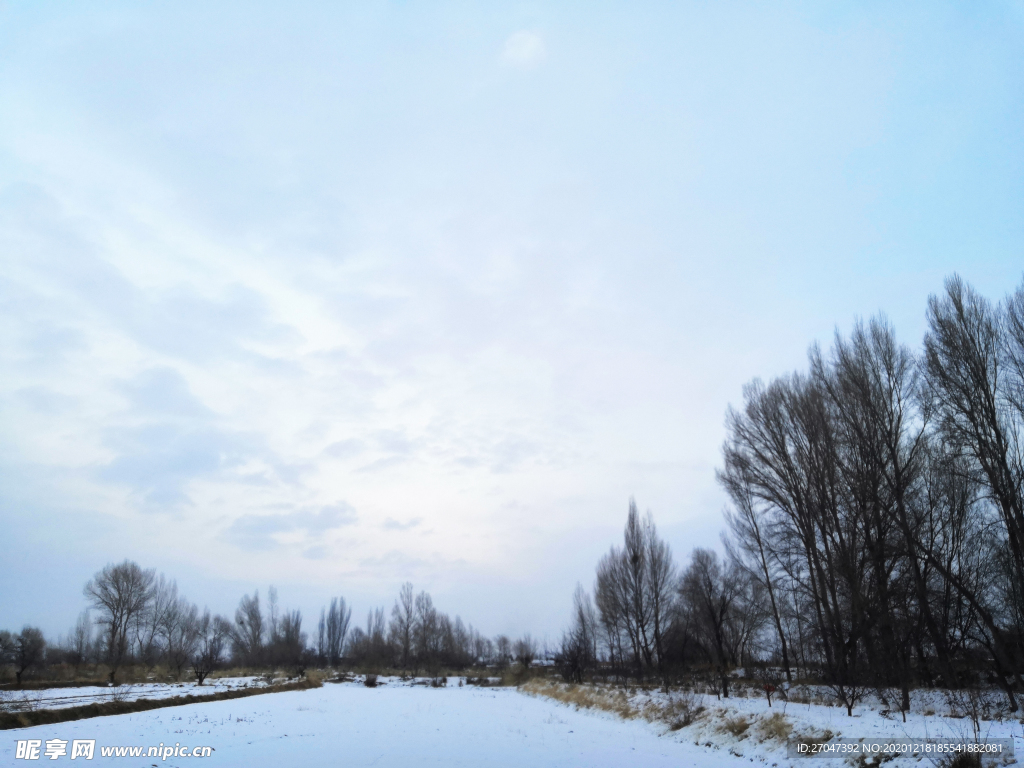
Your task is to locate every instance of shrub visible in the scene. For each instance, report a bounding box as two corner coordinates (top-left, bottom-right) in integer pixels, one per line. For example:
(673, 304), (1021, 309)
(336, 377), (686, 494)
(756, 712), (792, 742)
(720, 716), (751, 738)
(364, 674), (378, 688)
(792, 728), (834, 750)
(663, 690), (704, 730)
(940, 754), (982, 768)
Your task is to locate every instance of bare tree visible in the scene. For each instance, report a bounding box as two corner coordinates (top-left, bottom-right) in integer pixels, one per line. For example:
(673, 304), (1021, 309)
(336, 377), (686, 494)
(414, 592), (439, 665)
(0, 631), (14, 671)
(623, 502), (654, 669)
(316, 609), (327, 664)
(67, 611), (93, 675)
(448, 616), (473, 668)
(278, 610), (306, 672)
(720, 471), (793, 683)
(559, 584), (598, 683)
(680, 549), (739, 697)
(594, 500), (676, 676)
(644, 512), (676, 672)
(812, 318), (933, 713)
(923, 275), (1024, 704)
(267, 586), (280, 646)
(494, 635), (512, 669)
(164, 598), (198, 681)
(390, 583), (415, 669)
(474, 634), (493, 665)
(136, 574), (178, 670)
(232, 590), (264, 666)
(84, 560), (155, 683)
(513, 634), (537, 668)
(190, 611), (229, 685)
(327, 597), (351, 666)
(925, 276), (1024, 582)
(365, 607), (391, 667)
(14, 627), (45, 685)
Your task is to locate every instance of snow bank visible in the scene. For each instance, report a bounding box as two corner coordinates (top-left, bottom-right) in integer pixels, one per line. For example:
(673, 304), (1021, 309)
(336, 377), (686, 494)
(524, 680), (1024, 767)
(0, 677), (268, 712)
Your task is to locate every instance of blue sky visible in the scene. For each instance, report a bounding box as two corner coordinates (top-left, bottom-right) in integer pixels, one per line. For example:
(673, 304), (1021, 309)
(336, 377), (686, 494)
(1, 1), (1022, 644)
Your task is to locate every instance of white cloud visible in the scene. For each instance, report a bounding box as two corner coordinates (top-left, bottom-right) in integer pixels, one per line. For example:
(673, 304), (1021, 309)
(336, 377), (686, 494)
(4, 1), (1018, 645)
(500, 30), (546, 69)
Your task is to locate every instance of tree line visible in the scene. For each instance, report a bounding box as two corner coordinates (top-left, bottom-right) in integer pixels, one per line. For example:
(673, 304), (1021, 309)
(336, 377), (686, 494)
(561, 274), (1024, 715)
(1, 562), (538, 685)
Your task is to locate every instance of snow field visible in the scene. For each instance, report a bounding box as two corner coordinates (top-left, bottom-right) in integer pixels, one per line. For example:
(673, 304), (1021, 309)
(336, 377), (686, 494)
(5, 677), (1023, 766)
(523, 679), (1024, 767)
(0, 677), (269, 712)
(3, 679), (753, 767)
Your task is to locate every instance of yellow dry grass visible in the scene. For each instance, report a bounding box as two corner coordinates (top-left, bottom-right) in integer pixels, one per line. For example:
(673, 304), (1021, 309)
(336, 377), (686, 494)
(756, 712), (792, 742)
(719, 715), (751, 738)
(524, 680), (804, 750)
(521, 680), (709, 730)
(521, 680), (639, 719)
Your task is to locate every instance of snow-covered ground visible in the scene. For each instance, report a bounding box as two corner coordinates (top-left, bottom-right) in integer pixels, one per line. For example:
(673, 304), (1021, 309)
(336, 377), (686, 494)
(2, 679), (753, 767)
(4, 678), (1022, 766)
(524, 680), (1024, 767)
(0, 677), (269, 712)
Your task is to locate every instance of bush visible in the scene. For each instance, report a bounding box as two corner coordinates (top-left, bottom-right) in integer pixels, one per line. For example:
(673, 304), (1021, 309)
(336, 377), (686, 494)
(756, 712), (792, 742)
(940, 754), (982, 768)
(363, 674), (378, 688)
(719, 716), (751, 738)
(663, 690), (703, 730)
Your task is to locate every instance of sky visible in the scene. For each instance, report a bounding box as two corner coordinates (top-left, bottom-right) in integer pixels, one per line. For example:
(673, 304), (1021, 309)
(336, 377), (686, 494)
(1, 1), (1022, 645)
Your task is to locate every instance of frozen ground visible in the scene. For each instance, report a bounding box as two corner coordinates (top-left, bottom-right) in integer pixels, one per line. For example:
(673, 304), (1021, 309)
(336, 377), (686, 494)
(0, 677), (268, 712)
(2, 679), (753, 767)
(524, 679), (1024, 767)
(4, 678), (1023, 766)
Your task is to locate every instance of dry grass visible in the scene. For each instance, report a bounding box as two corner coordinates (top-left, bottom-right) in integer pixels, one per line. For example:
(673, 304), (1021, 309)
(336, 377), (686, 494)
(940, 753), (983, 768)
(522, 680), (639, 719)
(1, 664), (292, 691)
(756, 712), (793, 743)
(0, 665), (179, 690)
(662, 693), (705, 730)
(525, 680), (803, 749)
(719, 715), (751, 738)
(521, 680), (712, 732)
(209, 666), (269, 680)
(792, 727), (835, 750)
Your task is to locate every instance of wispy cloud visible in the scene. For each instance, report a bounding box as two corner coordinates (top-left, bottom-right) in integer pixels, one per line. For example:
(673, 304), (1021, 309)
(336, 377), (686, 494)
(382, 517), (422, 531)
(226, 503), (358, 551)
(1, 1), (1020, 643)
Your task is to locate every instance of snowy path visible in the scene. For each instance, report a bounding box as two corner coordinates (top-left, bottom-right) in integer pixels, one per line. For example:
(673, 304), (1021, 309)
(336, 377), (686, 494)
(2, 682), (748, 767)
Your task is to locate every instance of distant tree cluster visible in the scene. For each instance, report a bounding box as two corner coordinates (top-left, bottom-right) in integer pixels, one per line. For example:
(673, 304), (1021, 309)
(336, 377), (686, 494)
(81, 561), (232, 684)
(562, 275), (1024, 714)
(560, 501), (763, 696)
(0, 561), (232, 686)
(0, 627), (46, 685)
(343, 582), (532, 674)
(1, 565), (538, 686)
